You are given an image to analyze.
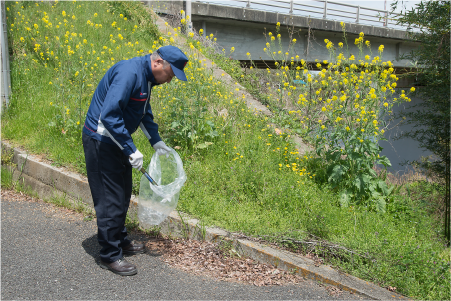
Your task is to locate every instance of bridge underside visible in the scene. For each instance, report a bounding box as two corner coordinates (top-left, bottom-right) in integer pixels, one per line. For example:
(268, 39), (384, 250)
(152, 1), (419, 70)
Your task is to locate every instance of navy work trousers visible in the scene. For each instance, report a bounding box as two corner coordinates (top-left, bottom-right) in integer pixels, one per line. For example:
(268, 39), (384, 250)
(82, 132), (132, 263)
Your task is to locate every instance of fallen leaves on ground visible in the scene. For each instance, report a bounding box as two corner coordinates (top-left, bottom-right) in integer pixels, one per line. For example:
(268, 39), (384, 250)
(146, 238), (305, 286)
(326, 285), (343, 297)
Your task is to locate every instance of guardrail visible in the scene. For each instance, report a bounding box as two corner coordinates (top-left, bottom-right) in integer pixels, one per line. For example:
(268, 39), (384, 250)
(195, 0), (407, 30)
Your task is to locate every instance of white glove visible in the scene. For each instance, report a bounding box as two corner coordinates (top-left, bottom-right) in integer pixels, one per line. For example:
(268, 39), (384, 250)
(153, 141), (171, 157)
(129, 150), (144, 170)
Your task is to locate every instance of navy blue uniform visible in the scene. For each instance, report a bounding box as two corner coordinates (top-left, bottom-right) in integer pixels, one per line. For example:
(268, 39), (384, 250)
(82, 54), (161, 263)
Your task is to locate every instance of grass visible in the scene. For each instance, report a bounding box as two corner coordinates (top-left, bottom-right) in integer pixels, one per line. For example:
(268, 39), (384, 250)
(1, 1), (449, 300)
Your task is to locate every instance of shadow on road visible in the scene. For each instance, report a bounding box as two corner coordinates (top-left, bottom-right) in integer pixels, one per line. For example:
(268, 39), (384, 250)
(81, 231), (163, 261)
(81, 234), (101, 263)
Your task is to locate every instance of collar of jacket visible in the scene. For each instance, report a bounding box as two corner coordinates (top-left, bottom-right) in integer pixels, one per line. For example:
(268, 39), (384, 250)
(144, 53), (161, 87)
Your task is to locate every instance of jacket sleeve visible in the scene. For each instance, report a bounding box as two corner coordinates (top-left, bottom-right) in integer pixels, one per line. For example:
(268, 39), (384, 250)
(99, 69), (138, 156)
(139, 103), (162, 146)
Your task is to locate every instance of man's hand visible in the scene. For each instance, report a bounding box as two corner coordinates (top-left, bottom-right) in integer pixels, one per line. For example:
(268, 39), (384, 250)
(129, 150), (144, 170)
(153, 141), (171, 157)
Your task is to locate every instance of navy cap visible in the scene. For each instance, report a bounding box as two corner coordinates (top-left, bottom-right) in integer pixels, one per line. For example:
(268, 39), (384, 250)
(156, 46), (189, 81)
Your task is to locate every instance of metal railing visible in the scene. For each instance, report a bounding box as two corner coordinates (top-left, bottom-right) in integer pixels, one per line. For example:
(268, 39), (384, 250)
(195, 0), (405, 29)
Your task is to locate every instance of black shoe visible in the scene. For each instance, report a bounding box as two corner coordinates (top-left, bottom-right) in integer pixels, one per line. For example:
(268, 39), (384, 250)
(123, 242), (146, 255)
(99, 258), (137, 276)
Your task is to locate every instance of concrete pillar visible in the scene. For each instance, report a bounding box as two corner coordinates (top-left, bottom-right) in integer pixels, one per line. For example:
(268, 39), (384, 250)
(202, 20), (206, 38)
(185, 0), (192, 32)
(396, 42), (402, 61)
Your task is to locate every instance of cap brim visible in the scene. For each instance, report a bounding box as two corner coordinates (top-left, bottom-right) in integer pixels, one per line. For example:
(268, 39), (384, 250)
(171, 64), (187, 81)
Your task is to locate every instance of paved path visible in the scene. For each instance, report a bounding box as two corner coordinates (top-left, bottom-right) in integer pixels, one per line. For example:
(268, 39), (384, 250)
(1, 193), (364, 300)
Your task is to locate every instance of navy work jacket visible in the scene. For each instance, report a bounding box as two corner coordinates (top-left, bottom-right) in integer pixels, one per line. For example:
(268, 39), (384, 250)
(83, 54), (162, 156)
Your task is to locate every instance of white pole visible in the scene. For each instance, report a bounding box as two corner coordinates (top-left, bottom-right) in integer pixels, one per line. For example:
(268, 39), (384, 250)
(384, 0), (388, 27)
(186, 0), (192, 32)
(1, 1), (11, 109)
(356, 6), (360, 24)
(323, 0), (327, 19)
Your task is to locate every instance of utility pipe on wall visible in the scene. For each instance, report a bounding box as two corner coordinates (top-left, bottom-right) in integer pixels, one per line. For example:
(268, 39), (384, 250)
(1, 1), (11, 109)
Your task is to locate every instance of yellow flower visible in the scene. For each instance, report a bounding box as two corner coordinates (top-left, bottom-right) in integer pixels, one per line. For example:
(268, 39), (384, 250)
(410, 87), (415, 92)
(321, 107), (326, 112)
(346, 126), (350, 131)
(383, 102), (388, 107)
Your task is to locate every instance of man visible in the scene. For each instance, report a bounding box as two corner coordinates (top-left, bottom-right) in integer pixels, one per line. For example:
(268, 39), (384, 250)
(82, 45), (188, 276)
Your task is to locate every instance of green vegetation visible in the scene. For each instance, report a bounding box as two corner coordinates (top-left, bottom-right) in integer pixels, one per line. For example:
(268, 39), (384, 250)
(391, 0), (450, 243)
(1, 1), (449, 299)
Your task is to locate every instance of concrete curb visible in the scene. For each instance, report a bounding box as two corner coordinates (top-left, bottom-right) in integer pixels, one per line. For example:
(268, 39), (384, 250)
(1, 141), (408, 300)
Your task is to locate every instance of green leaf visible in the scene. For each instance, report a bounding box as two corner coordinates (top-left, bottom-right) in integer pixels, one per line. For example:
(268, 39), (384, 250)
(377, 179), (390, 196)
(353, 174), (371, 193)
(369, 141), (380, 151)
(348, 151), (362, 160)
(196, 142), (213, 149)
(377, 155), (392, 167)
(368, 182), (377, 194)
(324, 150), (341, 162)
(339, 190), (351, 207)
(328, 164), (347, 183)
(375, 197), (386, 213)
(368, 168), (377, 177)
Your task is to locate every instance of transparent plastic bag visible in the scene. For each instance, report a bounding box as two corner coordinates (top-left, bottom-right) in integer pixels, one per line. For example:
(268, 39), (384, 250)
(138, 148), (186, 227)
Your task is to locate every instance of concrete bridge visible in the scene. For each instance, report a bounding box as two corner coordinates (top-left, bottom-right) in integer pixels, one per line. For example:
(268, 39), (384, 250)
(151, 0), (418, 71)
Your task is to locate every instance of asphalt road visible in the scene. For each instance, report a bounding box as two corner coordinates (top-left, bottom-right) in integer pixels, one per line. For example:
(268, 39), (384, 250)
(1, 193), (364, 300)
